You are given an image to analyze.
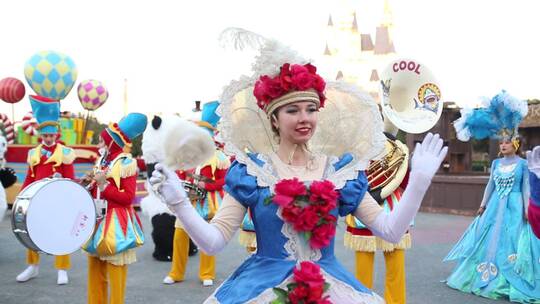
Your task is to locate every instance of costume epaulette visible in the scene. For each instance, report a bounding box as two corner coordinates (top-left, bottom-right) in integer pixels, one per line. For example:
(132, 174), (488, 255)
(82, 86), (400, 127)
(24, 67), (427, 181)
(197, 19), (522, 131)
(206, 150), (231, 173)
(215, 150), (231, 170)
(60, 145), (76, 165)
(42, 144), (75, 167)
(27, 147), (39, 167)
(107, 153), (138, 189)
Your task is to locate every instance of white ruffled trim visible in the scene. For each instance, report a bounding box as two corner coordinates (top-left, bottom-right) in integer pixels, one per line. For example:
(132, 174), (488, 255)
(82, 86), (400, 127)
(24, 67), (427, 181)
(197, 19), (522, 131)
(277, 206), (322, 262)
(324, 154), (366, 191)
(230, 153), (366, 264)
(231, 151), (366, 197)
(203, 268), (384, 304)
(316, 81), (386, 168)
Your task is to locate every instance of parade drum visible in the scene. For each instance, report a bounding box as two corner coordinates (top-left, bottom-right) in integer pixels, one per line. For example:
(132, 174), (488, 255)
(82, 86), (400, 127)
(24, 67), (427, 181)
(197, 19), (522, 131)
(11, 178), (96, 255)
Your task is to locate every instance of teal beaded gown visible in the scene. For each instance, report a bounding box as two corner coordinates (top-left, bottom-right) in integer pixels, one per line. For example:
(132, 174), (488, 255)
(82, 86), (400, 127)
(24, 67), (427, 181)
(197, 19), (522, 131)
(444, 156), (540, 303)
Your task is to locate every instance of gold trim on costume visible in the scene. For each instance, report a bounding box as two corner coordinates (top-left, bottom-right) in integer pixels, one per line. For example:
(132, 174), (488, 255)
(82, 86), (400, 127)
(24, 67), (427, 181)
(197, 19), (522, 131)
(344, 231), (411, 252)
(37, 121), (60, 130)
(27, 144), (75, 176)
(238, 230), (257, 248)
(196, 121), (216, 131)
(101, 153), (137, 191)
(265, 90), (320, 115)
(93, 249), (137, 266)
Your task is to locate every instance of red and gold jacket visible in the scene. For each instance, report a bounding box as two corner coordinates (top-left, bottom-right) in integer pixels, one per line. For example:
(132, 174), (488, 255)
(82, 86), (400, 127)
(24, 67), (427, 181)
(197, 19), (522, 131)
(22, 143), (76, 190)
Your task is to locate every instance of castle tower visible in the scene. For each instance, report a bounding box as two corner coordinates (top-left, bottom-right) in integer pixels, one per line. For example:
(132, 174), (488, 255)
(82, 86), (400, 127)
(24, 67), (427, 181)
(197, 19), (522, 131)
(319, 0), (397, 101)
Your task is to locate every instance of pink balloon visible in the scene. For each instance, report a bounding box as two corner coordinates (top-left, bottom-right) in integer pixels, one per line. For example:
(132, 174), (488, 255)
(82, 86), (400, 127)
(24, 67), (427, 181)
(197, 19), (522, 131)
(0, 77), (26, 103)
(77, 79), (108, 111)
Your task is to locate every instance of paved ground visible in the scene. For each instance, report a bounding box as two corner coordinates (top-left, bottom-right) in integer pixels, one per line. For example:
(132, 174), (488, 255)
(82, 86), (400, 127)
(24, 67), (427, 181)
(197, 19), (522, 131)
(0, 211), (507, 303)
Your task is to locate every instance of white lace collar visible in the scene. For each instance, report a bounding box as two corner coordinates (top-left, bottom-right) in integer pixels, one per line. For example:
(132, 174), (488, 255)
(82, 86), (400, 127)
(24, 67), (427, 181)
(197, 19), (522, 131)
(234, 151), (363, 193)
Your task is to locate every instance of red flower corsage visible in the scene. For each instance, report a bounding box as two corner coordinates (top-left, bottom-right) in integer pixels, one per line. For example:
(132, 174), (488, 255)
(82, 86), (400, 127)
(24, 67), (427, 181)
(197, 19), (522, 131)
(266, 178), (338, 249)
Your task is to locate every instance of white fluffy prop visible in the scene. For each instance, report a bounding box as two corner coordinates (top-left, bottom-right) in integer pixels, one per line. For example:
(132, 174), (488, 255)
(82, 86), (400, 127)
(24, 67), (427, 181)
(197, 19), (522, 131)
(140, 181), (172, 218)
(141, 115), (214, 218)
(163, 119), (215, 170)
(142, 115), (181, 164)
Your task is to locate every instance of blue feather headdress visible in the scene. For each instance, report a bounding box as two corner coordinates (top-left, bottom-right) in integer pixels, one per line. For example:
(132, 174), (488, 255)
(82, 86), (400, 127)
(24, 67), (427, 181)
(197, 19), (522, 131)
(454, 90), (528, 141)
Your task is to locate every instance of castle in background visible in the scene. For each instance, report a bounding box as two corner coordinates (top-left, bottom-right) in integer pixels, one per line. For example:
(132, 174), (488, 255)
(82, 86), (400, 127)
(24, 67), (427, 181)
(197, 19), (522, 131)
(319, 0), (396, 100)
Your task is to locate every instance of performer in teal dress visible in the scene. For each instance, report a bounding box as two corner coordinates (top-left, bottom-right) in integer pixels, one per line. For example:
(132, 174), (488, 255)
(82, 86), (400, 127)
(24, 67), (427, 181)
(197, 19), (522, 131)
(447, 90), (540, 302)
(150, 30), (448, 303)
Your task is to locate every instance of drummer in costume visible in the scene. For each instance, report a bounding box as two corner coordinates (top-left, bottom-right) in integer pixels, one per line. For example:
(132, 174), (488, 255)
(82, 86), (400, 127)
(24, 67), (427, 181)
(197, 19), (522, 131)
(16, 95), (75, 285)
(344, 131), (411, 304)
(82, 113), (146, 304)
(163, 101), (230, 287)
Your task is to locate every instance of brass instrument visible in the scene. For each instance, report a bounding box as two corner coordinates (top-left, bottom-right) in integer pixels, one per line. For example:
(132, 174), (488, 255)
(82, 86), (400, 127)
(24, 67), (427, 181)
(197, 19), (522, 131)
(368, 58), (442, 199)
(184, 182), (207, 204)
(379, 58), (443, 134)
(184, 173), (208, 204)
(367, 139), (406, 192)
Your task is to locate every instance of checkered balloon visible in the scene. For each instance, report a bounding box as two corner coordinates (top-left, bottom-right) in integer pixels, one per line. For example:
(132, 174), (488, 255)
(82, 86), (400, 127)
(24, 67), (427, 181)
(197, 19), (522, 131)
(77, 79), (109, 111)
(23, 50), (78, 100)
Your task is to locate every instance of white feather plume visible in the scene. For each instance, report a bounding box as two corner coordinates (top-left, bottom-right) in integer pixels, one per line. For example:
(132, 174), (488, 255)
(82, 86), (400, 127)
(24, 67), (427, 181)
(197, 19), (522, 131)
(219, 27), (267, 51)
(218, 27), (309, 78)
(251, 39), (309, 78)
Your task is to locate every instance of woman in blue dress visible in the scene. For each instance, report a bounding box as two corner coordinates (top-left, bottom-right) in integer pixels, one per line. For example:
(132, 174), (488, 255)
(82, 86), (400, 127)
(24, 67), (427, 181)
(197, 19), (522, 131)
(447, 90), (540, 302)
(150, 34), (447, 303)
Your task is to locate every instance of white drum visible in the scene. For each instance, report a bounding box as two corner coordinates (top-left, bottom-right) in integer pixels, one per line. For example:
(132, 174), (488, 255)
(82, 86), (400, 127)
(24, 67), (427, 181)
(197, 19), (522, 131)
(12, 178), (96, 255)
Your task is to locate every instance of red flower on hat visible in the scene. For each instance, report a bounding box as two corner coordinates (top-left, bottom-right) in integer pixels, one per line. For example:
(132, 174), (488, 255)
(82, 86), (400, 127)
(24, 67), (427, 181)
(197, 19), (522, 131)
(253, 63), (326, 111)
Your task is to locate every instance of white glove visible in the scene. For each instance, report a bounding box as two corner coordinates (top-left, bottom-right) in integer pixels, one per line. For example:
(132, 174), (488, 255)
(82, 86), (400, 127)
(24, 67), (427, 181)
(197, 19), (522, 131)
(148, 163), (226, 255)
(527, 146), (540, 178)
(148, 163), (189, 207)
(410, 133), (448, 182)
(366, 133), (448, 243)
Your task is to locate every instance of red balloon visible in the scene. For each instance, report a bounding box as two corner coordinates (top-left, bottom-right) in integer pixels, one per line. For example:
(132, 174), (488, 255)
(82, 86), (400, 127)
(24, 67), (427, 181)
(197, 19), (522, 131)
(0, 77), (26, 103)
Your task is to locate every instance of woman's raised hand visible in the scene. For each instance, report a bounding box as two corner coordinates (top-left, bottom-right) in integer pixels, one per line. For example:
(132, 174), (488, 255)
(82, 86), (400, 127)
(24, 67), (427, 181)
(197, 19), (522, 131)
(410, 133), (448, 180)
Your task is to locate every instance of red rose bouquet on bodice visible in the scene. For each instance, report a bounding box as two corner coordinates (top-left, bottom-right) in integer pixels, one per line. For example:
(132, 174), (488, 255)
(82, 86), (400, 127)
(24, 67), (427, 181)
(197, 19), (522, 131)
(267, 178), (339, 249)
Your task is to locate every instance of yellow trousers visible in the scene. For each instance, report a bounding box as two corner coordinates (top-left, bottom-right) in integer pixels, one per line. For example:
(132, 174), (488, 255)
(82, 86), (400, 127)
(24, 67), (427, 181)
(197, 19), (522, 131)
(26, 250), (70, 270)
(87, 256), (128, 304)
(355, 249), (406, 304)
(168, 228), (215, 281)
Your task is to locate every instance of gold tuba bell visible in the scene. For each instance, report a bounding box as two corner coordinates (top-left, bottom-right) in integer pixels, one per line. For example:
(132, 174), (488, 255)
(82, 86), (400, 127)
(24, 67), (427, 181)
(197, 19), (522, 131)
(367, 58), (443, 198)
